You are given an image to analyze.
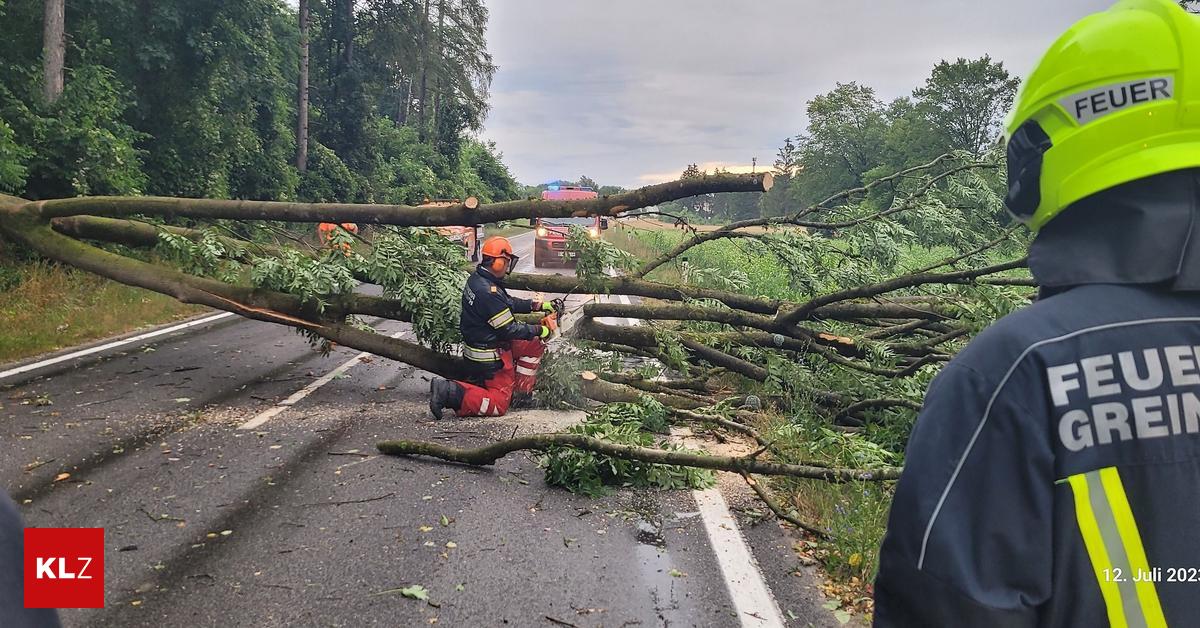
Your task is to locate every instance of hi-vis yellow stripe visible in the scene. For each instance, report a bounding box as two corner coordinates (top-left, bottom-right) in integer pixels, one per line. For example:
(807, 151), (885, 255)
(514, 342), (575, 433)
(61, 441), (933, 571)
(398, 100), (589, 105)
(1066, 467), (1166, 628)
(488, 308), (515, 329)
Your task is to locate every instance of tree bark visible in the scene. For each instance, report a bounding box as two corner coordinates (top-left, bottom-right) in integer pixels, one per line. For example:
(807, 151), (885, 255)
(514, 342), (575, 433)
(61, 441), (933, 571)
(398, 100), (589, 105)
(417, 0), (431, 138)
(431, 0), (446, 132)
(42, 0), (65, 104)
(297, 0), (310, 173)
(376, 433), (903, 482)
(504, 272), (782, 315)
(30, 172), (773, 225)
(398, 76), (411, 125)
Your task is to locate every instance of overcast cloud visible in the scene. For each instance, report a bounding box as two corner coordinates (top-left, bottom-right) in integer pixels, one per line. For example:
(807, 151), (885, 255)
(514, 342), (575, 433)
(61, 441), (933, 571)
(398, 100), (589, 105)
(480, 0), (1111, 188)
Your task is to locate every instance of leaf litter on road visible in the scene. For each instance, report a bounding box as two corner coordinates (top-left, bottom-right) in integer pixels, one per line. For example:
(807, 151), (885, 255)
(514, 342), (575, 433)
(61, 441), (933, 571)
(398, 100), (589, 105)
(373, 584), (439, 607)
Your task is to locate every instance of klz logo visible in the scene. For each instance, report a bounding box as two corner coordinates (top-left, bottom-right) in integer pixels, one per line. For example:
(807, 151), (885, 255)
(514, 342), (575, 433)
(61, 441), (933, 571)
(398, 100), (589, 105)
(24, 528), (104, 608)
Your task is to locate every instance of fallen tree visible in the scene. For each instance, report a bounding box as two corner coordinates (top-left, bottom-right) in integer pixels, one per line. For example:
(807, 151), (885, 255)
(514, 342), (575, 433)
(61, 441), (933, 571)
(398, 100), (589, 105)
(376, 433), (903, 482)
(1, 152), (1030, 530)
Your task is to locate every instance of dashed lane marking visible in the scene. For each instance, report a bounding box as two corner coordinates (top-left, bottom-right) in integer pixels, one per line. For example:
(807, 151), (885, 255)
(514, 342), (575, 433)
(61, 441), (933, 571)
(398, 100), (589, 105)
(238, 330), (409, 430)
(0, 312), (236, 382)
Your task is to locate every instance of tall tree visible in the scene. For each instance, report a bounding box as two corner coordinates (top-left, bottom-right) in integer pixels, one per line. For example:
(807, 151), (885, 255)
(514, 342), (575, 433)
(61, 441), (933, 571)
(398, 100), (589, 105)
(912, 56), (1019, 155)
(42, 0), (64, 104)
(772, 138), (799, 178)
(791, 82), (888, 207)
(760, 137), (800, 217)
(297, 0), (311, 172)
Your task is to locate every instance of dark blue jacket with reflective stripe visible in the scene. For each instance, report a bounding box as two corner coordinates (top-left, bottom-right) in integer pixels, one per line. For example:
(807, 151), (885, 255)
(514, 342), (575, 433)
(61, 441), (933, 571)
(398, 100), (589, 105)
(460, 266), (539, 352)
(876, 171), (1200, 627)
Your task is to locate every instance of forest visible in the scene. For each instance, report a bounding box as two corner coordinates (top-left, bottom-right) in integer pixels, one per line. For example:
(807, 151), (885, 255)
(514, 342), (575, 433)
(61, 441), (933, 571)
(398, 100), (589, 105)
(0, 0), (519, 205)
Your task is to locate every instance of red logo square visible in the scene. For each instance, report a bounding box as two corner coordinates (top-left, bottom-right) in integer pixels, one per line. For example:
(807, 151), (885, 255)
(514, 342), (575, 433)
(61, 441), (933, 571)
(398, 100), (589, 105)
(23, 528), (104, 609)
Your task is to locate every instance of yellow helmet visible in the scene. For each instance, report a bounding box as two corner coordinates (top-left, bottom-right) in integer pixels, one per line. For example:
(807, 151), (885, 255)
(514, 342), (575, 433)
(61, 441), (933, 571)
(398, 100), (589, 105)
(1004, 0), (1200, 230)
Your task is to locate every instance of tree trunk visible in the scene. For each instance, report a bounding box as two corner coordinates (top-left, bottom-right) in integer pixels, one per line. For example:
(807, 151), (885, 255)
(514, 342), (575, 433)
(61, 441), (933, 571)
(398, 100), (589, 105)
(32, 172), (774, 226)
(398, 76), (411, 125)
(341, 0), (354, 68)
(417, 0), (431, 138)
(296, 0), (310, 173)
(42, 0), (65, 104)
(431, 0), (446, 133)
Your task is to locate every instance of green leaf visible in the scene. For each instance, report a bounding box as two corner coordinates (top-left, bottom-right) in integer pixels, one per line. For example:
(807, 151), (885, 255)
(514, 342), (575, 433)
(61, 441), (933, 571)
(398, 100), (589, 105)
(399, 585), (429, 601)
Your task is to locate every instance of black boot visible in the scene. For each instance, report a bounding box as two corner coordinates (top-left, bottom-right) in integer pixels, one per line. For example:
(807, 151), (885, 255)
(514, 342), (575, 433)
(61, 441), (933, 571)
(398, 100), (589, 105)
(429, 378), (464, 420)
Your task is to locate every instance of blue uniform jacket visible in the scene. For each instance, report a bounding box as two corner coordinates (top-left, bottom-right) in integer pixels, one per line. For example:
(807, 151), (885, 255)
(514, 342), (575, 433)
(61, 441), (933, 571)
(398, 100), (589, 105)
(876, 284), (1200, 626)
(460, 266), (540, 354)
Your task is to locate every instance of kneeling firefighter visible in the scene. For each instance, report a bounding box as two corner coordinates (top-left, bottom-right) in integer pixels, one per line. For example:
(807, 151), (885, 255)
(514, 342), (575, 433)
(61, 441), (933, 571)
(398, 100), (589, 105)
(429, 237), (559, 418)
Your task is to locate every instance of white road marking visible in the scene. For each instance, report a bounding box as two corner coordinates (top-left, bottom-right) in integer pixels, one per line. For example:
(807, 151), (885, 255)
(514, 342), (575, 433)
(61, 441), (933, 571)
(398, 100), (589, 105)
(694, 488), (787, 627)
(0, 312), (235, 382)
(602, 275), (784, 626)
(238, 330), (409, 430)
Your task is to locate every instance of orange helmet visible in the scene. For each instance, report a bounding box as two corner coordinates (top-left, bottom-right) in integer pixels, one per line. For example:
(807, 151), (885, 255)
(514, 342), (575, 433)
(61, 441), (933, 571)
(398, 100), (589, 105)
(481, 237), (513, 259)
(480, 236), (518, 275)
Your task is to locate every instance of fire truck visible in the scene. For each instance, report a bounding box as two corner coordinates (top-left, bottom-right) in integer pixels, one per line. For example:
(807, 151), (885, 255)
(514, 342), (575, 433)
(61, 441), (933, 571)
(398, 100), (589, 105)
(533, 186), (608, 267)
(420, 198), (483, 261)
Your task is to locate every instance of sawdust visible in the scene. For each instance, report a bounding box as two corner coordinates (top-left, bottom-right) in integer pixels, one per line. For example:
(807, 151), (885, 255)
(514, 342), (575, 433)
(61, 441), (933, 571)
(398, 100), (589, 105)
(458, 407), (586, 434)
(667, 425), (762, 501)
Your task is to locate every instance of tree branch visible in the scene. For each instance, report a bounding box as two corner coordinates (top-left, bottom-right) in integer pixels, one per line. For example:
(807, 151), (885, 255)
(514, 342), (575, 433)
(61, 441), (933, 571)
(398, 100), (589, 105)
(778, 258), (1027, 325)
(633, 155), (998, 278)
(376, 433), (902, 482)
(30, 173), (773, 226)
(741, 473), (829, 538)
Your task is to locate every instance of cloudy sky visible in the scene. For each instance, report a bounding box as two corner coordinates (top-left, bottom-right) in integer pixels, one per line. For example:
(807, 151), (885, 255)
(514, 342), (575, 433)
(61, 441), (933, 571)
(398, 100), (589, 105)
(479, 0), (1112, 188)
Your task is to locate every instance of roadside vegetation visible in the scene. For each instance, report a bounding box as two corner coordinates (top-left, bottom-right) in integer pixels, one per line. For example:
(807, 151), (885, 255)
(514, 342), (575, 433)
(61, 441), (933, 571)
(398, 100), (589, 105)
(605, 225), (914, 601)
(0, 254), (204, 363)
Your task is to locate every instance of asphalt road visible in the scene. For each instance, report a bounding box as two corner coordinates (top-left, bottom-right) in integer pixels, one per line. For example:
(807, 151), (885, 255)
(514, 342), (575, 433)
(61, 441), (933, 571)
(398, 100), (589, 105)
(1, 232), (847, 627)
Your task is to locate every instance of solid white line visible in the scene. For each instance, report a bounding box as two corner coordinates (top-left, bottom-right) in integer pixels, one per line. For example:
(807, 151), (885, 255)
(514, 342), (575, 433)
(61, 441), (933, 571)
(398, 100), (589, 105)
(238, 330), (408, 430)
(0, 312), (236, 382)
(693, 488), (787, 627)
(606, 283), (783, 627)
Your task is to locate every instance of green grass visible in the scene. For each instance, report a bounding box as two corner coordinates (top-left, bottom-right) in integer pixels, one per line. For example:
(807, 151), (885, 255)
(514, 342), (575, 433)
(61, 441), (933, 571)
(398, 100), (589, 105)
(0, 261), (207, 363)
(481, 222), (534, 239)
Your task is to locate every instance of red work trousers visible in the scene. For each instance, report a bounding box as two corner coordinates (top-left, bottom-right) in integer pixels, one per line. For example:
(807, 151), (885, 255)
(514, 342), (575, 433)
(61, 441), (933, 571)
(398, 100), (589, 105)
(455, 338), (545, 417)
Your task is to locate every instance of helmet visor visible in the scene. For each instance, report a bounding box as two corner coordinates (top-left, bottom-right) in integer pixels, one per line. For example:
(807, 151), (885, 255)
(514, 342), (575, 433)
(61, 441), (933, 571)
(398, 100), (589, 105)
(1005, 120), (1053, 222)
